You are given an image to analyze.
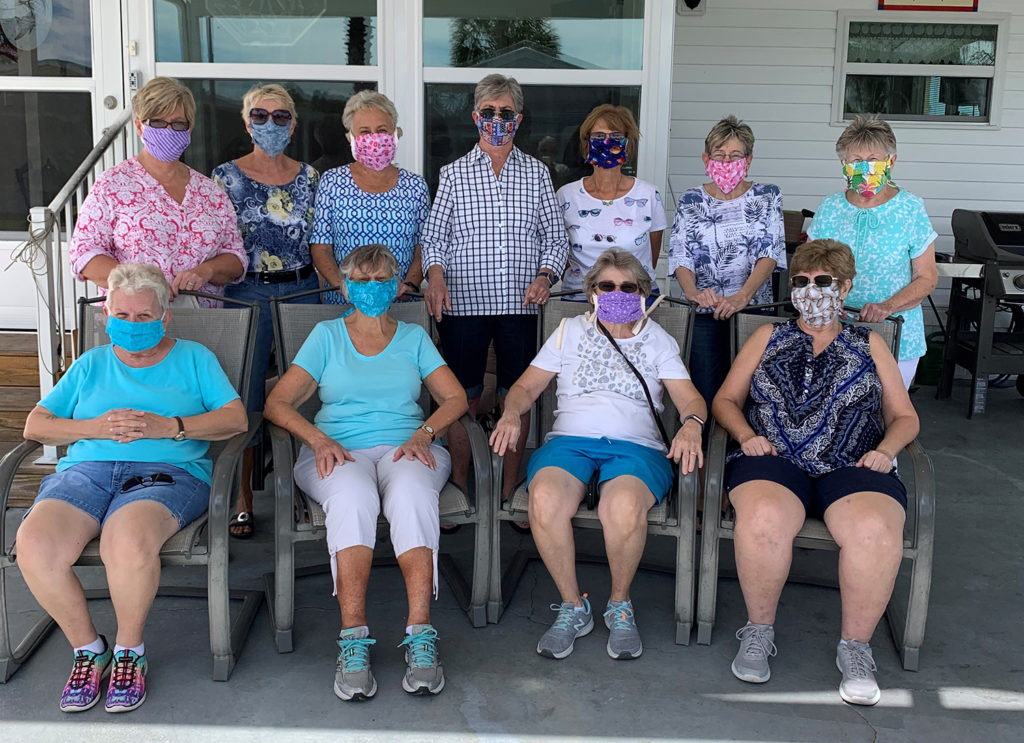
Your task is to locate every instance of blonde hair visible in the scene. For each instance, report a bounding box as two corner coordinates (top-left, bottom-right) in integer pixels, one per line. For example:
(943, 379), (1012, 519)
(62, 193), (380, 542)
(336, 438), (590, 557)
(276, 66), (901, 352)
(789, 239), (857, 285)
(132, 76), (196, 128)
(705, 115), (755, 157)
(835, 115), (897, 160)
(579, 104), (639, 163)
(342, 90), (399, 133)
(241, 84), (297, 125)
(107, 263), (171, 313)
(583, 249), (652, 298)
(339, 244), (399, 280)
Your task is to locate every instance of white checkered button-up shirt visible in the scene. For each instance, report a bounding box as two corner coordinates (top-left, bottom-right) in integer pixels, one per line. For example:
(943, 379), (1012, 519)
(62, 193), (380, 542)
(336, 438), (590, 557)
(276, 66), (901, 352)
(422, 145), (570, 316)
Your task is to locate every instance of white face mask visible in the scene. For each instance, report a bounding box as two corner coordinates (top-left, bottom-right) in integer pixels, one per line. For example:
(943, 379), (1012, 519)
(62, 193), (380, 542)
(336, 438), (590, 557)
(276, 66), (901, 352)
(791, 283), (842, 327)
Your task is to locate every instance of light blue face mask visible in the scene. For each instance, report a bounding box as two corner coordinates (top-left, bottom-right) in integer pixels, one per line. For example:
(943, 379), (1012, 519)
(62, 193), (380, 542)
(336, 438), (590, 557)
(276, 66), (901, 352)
(345, 277), (397, 317)
(106, 313), (166, 352)
(251, 120), (291, 157)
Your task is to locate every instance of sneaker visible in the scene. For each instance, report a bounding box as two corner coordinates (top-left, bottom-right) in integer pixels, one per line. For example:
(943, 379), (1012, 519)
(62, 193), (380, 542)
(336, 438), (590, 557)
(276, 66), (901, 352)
(60, 636), (112, 712)
(334, 627), (377, 701)
(836, 639), (881, 706)
(399, 625), (445, 695)
(603, 600), (643, 659)
(536, 596), (594, 659)
(104, 649), (148, 713)
(731, 622), (777, 683)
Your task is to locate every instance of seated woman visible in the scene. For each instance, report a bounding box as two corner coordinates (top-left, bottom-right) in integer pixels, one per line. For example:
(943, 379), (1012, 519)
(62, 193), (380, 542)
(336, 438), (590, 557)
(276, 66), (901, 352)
(16, 264), (248, 714)
(264, 244), (467, 701)
(490, 249), (706, 662)
(712, 239), (919, 706)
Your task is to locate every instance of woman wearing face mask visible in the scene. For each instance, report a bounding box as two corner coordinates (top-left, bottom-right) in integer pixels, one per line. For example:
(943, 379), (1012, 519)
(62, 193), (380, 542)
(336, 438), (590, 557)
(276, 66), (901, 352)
(69, 77), (247, 308)
(490, 249), (706, 662)
(668, 115), (785, 412)
(712, 239), (918, 707)
(310, 91), (430, 304)
(556, 105), (666, 297)
(211, 84), (321, 539)
(808, 115), (938, 389)
(265, 244), (467, 701)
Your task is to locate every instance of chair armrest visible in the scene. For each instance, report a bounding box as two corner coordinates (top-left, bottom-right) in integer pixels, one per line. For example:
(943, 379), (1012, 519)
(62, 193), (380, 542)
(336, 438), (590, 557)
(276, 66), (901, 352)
(460, 413), (492, 504)
(208, 413), (261, 538)
(0, 439), (44, 554)
(903, 438), (935, 551)
(268, 421), (298, 523)
(703, 419), (730, 522)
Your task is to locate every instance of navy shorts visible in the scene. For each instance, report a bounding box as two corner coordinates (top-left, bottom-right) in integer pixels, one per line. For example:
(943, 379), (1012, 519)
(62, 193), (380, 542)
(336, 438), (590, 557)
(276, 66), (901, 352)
(725, 454), (907, 518)
(436, 314), (537, 399)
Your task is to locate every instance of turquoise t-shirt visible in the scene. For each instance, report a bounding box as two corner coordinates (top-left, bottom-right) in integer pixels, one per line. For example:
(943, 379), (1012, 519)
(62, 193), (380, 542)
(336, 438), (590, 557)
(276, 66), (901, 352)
(808, 188), (937, 361)
(38, 340), (240, 483)
(292, 318), (446, 450)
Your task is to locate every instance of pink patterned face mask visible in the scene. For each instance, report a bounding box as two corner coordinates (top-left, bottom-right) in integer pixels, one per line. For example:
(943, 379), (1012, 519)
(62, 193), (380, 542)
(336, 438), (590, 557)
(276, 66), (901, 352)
(351, 132), (396, 171)
(790, 283), (842, 328)
(705, 158), (748, 194)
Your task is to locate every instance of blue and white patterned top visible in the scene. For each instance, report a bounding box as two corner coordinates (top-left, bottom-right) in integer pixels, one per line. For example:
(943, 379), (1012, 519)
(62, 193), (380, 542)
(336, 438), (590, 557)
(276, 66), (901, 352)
(668, 183), (786, 312)
(808, 188), (936, 361)
(310, 165), (430, 304)
(211, 161), (319, 272)
(729, 319), (890, 477)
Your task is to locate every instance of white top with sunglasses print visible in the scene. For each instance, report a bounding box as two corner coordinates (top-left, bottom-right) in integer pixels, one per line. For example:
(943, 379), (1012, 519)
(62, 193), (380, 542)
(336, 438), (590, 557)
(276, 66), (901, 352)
(556, 178), (667, 293)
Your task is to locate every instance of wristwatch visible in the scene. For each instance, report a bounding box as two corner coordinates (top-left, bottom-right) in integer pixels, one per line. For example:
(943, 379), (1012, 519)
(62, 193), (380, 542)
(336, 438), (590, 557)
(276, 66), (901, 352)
(681, 414), (705, 431)
(536, 270), (558, 287)
(173, 416), (187, 442)
(419, 423), (436, 442)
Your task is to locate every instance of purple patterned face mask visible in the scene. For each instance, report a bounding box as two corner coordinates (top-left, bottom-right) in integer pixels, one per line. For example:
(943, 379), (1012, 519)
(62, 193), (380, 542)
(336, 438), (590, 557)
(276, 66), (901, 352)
(594, 290), (644, 324)
(141, 125), (191, 162)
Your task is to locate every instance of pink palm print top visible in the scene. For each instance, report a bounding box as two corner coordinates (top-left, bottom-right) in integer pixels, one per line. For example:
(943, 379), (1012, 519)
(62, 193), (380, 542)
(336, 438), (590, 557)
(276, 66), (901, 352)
(69, 158), (247, 307)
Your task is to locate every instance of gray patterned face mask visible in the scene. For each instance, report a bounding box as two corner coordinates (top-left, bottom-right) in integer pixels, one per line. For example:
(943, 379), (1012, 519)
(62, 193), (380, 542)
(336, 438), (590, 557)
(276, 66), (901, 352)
(791, 283), (842, 327)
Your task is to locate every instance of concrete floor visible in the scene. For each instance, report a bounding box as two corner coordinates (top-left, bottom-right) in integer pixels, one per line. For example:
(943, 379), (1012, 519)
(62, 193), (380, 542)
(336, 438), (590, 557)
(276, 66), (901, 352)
(1, 379), (1022, 743)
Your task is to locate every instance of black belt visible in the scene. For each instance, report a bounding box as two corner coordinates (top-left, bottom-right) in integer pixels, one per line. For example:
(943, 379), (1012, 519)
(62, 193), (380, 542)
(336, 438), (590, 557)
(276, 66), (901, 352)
(248, 264), (315, 284)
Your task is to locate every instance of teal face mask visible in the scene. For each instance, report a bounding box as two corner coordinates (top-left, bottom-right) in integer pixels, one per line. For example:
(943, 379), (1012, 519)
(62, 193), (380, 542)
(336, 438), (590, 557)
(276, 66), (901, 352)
(345, 277), (397, 317)
(106, 314), (166, 352)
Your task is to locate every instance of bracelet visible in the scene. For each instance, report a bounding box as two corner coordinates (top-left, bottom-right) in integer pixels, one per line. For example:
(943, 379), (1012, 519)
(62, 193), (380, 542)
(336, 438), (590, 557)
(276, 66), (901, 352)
(537, 270), (558, 287)
(681, 414), (705, 431)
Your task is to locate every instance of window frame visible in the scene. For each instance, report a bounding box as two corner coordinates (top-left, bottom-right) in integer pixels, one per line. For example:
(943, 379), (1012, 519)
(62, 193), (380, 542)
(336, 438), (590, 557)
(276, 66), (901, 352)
(831, 10), (1010, 129)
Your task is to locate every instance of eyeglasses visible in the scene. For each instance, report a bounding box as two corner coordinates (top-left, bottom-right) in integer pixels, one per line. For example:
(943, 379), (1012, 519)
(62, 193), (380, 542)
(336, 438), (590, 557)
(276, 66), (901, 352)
(121, 472), (175, 494)
(145, 118), (189, 132)
(596, 281), (640, 294)
(709, 152), (747, 162)
(592, 234), (615, 243)
(790, 274), (839, 289)
(477, 107), (517, 121)
(590, 131), (626, 141)
(249, 108), (293, 125)
(578, 208), (602, 218)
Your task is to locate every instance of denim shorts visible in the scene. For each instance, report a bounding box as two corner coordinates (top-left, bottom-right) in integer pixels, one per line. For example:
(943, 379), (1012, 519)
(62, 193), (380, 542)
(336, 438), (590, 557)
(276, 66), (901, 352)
(526, 435), (673, 503)
(34, 461), (210, 528)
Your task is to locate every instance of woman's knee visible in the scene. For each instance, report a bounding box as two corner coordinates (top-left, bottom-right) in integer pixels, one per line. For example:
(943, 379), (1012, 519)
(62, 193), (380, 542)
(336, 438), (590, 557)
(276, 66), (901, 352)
(528, 473), (581, 527)
(733, 486), (805, 542)
(98, 524), (161, 567)
(16, 512), (92, 571)
(597, 481), (651, 532)
(831, 500), (905, 554)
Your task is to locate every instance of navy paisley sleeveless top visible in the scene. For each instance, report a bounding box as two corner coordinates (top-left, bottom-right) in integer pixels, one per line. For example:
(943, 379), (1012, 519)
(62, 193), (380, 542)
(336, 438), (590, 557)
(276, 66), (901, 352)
(731, 319), (885, 475)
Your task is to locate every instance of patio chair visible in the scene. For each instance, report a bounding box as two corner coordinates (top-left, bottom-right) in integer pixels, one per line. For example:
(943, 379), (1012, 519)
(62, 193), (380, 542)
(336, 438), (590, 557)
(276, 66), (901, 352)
(486, 294), (700, 645)
(264, 291), (493, 653)
(0, 292), (263, 682)
(697, 303), (936, 671)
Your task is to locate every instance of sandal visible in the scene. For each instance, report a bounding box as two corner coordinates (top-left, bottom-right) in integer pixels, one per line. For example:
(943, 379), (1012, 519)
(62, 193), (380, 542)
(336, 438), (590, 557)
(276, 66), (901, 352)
(229, 511), (255, 540)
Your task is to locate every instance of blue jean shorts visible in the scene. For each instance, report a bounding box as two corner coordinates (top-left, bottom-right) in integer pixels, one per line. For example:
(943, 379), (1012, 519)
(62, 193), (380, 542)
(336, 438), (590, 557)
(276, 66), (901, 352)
(526, 435), (673, 503)
(34, 461), (210, 528)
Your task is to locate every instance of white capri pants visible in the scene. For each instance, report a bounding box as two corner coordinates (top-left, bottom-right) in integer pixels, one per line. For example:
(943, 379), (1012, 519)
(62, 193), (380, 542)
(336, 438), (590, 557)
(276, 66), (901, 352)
(294, 442), (452, 597)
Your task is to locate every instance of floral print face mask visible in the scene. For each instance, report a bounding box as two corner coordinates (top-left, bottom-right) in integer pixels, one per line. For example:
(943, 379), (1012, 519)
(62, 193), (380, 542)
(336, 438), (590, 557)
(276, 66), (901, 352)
(705, 158), (748, 195)
(842, 157), (892, 198)
(351, 132), (397, 171)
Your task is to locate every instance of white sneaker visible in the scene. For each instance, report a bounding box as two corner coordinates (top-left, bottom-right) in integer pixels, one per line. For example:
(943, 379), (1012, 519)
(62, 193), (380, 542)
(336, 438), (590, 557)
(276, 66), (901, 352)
(836, 639), (880, 706)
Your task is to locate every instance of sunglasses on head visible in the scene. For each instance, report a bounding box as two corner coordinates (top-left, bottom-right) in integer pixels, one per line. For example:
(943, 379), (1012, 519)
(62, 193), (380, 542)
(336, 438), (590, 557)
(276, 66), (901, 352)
(596, 281), (639, 294)
(791, 274), (839, 289)
(146, 118), (189, 132)
(249, 108), (293, 125)
(121, 472), (175, 494)
(477, 107), (517, 121)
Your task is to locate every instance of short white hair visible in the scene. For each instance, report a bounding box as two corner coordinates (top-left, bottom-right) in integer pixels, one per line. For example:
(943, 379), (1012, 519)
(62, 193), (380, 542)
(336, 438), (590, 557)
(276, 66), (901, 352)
(107, 263), (170, 313)
(342, 90), (399, 132)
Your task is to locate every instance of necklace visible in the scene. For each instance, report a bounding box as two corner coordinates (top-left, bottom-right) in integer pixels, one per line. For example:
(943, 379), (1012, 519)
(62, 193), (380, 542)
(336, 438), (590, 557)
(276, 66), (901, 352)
(587, 173), (625, 203)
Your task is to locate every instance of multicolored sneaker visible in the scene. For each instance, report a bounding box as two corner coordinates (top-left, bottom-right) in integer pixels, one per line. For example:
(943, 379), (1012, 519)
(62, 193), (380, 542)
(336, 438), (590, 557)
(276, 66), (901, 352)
(399, 624), (445, 695)
(537, 595), (594, 659)
(104, 649), (148, 713)
(335, 627), (377, 701)
(603, 600), (643, 659)
(60, 636), (112, 712)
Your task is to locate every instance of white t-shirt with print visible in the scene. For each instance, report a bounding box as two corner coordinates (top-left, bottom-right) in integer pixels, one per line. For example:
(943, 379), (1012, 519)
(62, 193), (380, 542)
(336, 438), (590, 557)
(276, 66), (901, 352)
(530, 314), (689, 453)
(556, 177), (667, 292)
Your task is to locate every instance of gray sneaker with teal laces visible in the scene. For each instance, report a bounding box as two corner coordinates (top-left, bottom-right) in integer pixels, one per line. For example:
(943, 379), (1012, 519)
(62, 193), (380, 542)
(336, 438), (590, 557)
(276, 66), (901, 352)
(603, 599), (643, 659)
(836, 639), (881, 706)
(537, 595), (594, 659)
(335, 626), (377, 701)
(399, 624), (445, 695)
(732, 622), (777, 683)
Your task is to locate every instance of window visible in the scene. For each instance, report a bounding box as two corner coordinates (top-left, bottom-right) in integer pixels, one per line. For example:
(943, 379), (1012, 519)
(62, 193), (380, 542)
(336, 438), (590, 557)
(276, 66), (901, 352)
(833, 11), (1008, 125)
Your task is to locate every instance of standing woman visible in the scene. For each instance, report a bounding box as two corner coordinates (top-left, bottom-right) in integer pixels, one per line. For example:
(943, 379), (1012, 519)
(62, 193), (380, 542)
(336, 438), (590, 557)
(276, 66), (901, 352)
(808, 115), (938, 389)
(310, 91), (430, 303)
(556, 104), (666, 296)
(69, 76), (247, 306)
(668, 115), (785, 410)
(212, 84), (321, 539)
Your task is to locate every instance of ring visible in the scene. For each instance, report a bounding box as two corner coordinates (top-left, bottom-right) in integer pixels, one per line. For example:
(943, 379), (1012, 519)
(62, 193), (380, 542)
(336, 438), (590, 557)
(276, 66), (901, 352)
(187, 282), (195, 288)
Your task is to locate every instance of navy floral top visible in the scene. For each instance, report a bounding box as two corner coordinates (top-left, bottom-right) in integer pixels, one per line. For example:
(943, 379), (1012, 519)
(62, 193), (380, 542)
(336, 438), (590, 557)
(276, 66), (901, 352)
(729, 320), (886, 475)
(212, 161), (319, 272)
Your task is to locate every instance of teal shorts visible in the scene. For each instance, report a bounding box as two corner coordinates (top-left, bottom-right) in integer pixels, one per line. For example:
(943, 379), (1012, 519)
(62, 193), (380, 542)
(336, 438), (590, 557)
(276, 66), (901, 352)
(526, 435), (673, 503)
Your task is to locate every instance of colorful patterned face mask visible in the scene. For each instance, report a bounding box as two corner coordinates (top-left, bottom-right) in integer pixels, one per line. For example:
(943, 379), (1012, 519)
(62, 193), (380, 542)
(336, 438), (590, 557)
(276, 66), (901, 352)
(593, 290), (645, 324)
(475, 115), (518, 147)
(251, 120), (291, 158)
(586, 136), (628, 169)
(351, 132), (397, 171)
(790, 282), (842, 328)
(705, 157), (748, 194)
(842, 158), (892, 198)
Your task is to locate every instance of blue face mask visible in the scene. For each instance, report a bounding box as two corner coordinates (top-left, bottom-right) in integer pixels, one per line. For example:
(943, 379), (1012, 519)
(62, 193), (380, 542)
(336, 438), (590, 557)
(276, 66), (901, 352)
(106, 314), (166, 352)
(251, 120), (291, 157)
(345, 277), (397, 317)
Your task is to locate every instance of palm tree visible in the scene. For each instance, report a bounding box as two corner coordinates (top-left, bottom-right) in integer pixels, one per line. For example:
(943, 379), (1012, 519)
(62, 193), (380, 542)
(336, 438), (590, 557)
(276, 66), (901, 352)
(449, 17), (560, 67)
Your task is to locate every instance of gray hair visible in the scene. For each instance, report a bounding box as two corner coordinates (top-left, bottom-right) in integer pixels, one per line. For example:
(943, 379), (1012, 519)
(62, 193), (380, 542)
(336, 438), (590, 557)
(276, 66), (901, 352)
(583, 249), (652, 298)
(107, 263), (170, 313)
(835, 115), (897, 160)
(705, 114), (755, 157)
(339, 244), (399, 280)
(342, 90), (399, 133)
(474, 74), (523, 113)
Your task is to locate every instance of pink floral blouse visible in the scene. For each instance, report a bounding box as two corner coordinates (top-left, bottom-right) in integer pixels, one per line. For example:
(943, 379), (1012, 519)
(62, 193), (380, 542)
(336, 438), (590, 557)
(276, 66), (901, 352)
(69, 158), (247, 307)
